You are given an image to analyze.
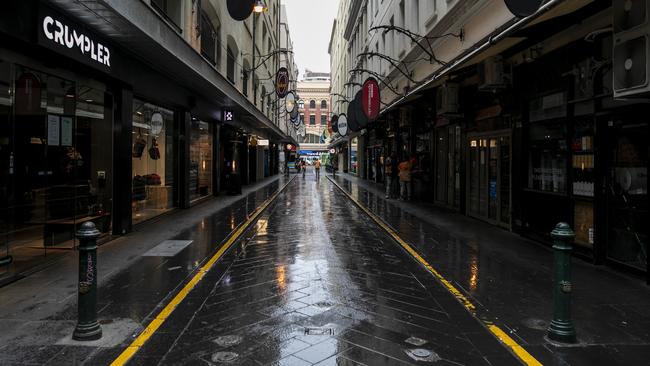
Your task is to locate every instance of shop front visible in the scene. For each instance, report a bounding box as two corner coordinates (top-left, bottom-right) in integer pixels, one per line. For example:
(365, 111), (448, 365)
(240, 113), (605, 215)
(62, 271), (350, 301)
(1, 24), (115, 282)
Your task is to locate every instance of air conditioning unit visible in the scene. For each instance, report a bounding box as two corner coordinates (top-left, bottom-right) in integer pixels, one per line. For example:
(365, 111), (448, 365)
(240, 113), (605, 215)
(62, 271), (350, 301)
(613, 0), (650, 98)
(479, 56), (510, 91)
(436, 83), (459, 116)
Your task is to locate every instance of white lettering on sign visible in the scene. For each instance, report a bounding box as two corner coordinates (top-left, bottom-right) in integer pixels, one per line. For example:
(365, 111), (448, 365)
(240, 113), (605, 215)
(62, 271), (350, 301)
(42, 15), (111, 67)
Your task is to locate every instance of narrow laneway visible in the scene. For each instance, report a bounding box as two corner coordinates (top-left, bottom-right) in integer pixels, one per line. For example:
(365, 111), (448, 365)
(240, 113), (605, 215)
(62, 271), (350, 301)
(116, 174), (519, 365)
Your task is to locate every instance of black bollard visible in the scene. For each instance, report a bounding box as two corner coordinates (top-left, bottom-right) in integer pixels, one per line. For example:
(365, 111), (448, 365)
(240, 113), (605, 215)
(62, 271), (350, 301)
(547, 222), (577, 343)
(73, 221), (102, 341)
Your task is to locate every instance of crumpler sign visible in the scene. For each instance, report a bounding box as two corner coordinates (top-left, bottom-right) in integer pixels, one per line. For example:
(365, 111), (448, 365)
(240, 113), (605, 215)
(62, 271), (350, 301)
(227, 0), (255, 21)
(276, 67), (290, 98)
(38, 7), (112, 73)
(504, 0), (543, 17)
(362, 77), (380, 121)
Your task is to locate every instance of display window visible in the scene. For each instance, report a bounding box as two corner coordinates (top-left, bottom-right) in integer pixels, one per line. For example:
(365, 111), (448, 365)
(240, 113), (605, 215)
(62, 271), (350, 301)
(528, 121), (567, 193)
(132, 99), (175, 224)
(189, 119), (213, 202)
(1, 60), (112, 282)
(350, 137), (358, 174)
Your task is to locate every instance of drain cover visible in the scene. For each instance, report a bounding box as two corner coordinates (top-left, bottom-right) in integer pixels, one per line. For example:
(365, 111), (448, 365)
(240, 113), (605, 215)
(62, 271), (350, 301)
(405, 336), (427, 346)
(211, 351), (239, 362)
(304, 327), (333, 335)
(213, 335), (243, 347)
(404, 348), (441, 362)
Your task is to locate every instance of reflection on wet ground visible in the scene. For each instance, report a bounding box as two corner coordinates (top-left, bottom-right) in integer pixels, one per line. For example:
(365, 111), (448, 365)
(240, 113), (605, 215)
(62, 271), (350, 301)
(138, 175), (518, 365)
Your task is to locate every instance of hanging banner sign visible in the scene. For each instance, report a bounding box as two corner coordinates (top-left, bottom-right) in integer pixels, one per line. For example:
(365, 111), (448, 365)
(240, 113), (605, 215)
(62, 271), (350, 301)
(285, 91), (296, 113)
(331, 114), (339, 133)
(338, 114), (348, 136)
(362, 77), (381, 121)
(227, 0), (255, 21)
(346, 98), (360, 132)
(503, 0), (543, 17)
(275, 67), (290, 98)
(353, 91), (368, 129)
(290, 107), (300, 124)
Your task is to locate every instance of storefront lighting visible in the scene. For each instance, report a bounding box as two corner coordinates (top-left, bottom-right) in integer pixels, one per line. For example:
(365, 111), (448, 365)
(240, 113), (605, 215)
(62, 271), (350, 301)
(136, 111), (143, 115)
(253, 0), (267, 13)
(85, 99), (93, 103)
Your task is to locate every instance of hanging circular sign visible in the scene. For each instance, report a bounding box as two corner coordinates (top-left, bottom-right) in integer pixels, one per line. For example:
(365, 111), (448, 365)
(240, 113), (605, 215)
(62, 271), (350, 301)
(331, 114), (339, 133)
(353, 91), (369, 129)
(329, 148), (336, 154)
(227, 0), (255, 21)
(362, 77), (381, 121)
(503, 0), (543, 17)
(337, 114), (348, 136)
(346, 98), (360, 132)
(275, 67), (290, 98)
(150, 112), (164, 135)
(290, 107), (300, 124)
(285, 91), (296, 113)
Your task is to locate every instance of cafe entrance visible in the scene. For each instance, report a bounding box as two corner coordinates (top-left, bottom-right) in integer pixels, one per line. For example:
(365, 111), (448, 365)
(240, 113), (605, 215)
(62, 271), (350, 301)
(467, 131), (511, 228)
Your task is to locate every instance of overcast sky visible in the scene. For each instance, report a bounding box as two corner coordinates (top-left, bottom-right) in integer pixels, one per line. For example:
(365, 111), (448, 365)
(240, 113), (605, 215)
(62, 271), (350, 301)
(283, 0), (339, 79)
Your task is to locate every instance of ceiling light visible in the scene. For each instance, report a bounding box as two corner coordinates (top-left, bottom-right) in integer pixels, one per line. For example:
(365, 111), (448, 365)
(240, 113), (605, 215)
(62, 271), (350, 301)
(85, 99), (93, 103)
(253, 0), (267, 13)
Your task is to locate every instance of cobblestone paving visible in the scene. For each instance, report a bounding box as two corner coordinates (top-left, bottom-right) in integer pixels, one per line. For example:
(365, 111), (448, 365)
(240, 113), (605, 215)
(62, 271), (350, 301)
(141, 175), (519, 365)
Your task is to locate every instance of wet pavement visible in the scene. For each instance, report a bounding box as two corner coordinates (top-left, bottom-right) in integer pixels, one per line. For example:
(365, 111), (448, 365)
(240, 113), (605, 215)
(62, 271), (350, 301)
(4, 171), (649, 365)
(331, 174), (650, 366)
(0, 178), (289, 365)
(110, 173), (520, 365)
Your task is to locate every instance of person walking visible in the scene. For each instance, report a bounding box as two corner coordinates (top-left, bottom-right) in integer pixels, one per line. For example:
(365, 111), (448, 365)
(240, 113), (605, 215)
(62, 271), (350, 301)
(384, 154), (397, 199)
(332, 154), (338, 178)
(398, 157), (412, 200)
(314, 159), (321, 180)
(301, 159), (307, 178)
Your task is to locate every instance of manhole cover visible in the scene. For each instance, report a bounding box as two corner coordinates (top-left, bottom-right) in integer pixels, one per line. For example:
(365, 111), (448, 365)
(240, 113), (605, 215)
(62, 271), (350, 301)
(211, 352), (239, 363)
(405, 336), (427, 346)
(314, 301), (334, 308)
(304, 327), (333, 335)
(213, 335), (242, 347)
(522, 318), (549, 330)
(404, 348), (441, 362)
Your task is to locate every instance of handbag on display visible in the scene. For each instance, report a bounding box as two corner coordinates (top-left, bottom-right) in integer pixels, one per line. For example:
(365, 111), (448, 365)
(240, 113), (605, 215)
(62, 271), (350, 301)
(148, 138), (161, 160)
(133, 132), (146, 158)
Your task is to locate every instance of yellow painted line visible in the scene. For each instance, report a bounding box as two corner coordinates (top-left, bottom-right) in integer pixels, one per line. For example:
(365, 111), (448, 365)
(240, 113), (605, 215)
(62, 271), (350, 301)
(111, 177), (294, 366)
(327, 177), (542, 366)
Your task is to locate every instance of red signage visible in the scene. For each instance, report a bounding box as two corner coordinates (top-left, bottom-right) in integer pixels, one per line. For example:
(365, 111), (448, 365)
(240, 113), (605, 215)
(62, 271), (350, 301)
(362, 77), (380, 122)
(276, 67), (289, 98)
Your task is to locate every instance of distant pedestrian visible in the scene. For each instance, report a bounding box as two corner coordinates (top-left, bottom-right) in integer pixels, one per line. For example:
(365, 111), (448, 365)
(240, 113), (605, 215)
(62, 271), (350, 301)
(314, 159), (321, 179)
(384, 154), (397, 199)
(331, 155), (338, 178)
(398, 157), (412, 200)
(301, 159), (307, 178)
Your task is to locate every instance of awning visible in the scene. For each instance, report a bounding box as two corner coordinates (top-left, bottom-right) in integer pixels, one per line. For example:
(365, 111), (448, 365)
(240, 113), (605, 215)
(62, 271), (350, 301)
(46, 0), (296, 145)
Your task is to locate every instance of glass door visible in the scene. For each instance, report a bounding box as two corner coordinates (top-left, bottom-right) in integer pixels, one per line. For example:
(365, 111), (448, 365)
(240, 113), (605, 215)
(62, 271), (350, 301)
(468, 133), (511, 228)
(606, 122), (648, 271)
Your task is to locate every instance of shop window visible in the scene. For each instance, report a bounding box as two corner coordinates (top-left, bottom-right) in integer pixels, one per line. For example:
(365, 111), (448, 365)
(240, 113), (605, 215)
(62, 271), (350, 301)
(132, 100), (175, 224)
(528, 121), (567, 193)
(190, 120), (213, 202)
(350, 137), (358, 174)
(1, 63), (112, 282)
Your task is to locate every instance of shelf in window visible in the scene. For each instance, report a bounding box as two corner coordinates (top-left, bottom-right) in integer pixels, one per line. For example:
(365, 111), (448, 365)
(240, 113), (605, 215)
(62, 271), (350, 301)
(572, 194), (594, 200)
(572, 151), (594, 154)
(523, 188), (568, 197)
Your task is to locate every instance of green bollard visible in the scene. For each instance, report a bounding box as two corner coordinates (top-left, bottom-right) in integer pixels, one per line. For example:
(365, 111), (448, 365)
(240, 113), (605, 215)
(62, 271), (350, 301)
(547, 222), (577, 343)
(73, 222), (102, 341)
